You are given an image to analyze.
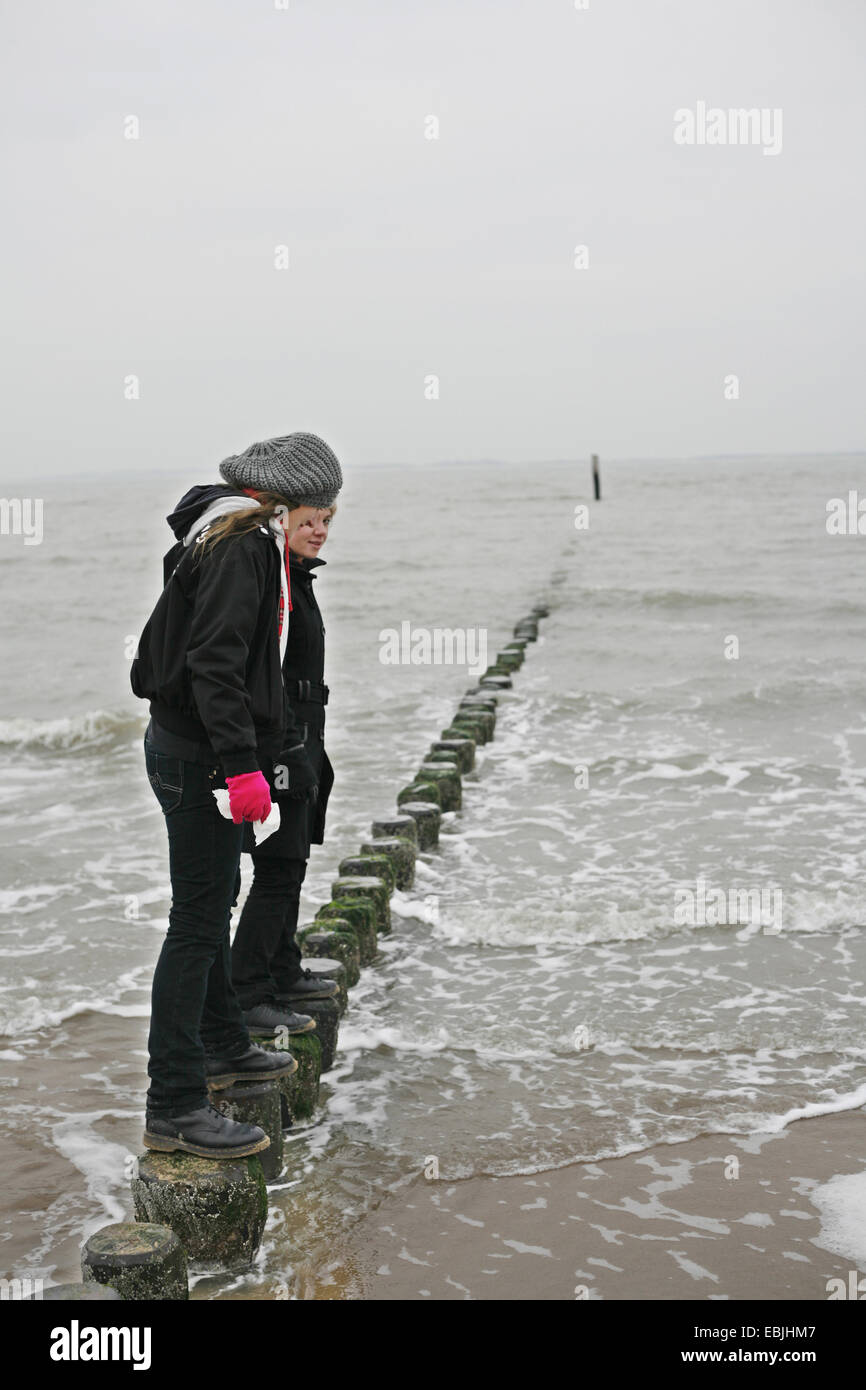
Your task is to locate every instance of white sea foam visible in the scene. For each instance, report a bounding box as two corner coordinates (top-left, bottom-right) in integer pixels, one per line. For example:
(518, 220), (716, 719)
(0, 969), (152, 1037)
(51, 1111), (138, 1228)
(770, 1083), (866, 1129)
(810, 1171), (866, 1266)
(337, 1023), (451, 1055)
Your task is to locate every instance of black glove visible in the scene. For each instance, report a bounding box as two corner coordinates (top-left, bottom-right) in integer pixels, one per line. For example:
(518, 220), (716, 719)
(273, 744), (319, 802)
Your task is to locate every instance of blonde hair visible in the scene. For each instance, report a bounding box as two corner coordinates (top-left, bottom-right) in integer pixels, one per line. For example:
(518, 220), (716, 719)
(194, 489), (300, 558)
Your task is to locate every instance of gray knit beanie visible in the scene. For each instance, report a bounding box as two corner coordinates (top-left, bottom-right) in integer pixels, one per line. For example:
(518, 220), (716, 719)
(219, 432), (342, 507)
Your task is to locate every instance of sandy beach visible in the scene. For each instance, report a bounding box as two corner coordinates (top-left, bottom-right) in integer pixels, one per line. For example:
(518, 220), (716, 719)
(307, 1111), (866, 1301)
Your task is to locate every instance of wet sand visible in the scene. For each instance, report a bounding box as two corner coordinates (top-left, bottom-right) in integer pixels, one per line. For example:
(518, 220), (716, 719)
(314, 1112), (866, 1301)
(7, 1003), (866, 1302)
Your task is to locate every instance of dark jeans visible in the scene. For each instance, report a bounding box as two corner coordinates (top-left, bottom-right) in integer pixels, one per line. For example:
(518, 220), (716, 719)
(144, 735), (251, 1116)
(231, 854), (307, 1008)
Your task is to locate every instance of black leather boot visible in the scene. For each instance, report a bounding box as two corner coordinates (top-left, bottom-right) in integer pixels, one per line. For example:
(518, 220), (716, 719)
(143, 1104), (269, 1158)
(240, 1004), (317, 1037)
(205, 1041), (300, 1089)
(276, 968), (339, 1004)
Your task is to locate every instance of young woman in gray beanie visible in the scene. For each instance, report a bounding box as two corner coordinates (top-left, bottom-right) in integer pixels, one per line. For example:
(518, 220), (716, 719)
(230, 503), (340, 1030)
(130, 432), (343, 1159)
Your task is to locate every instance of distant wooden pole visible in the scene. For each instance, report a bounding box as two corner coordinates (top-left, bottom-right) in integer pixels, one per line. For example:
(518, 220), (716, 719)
(592, 454), (601, 501)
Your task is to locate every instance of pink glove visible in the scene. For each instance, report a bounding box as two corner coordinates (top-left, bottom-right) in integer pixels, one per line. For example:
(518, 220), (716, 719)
(225, 771), (272, 824)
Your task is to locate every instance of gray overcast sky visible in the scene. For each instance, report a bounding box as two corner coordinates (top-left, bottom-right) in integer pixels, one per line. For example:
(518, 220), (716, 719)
(1, 0), (864, 476)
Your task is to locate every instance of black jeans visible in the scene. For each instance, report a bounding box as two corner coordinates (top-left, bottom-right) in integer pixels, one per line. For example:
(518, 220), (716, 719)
(230, 855), (307, 1008)
(144, 735), (251, 1116)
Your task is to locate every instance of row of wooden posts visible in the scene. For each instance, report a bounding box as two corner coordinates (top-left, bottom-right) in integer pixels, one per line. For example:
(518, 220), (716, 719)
(46, 603), (550, 1301)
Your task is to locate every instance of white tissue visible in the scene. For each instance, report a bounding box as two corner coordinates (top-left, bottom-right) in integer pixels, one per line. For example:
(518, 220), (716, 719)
(212, 788), (281, 845)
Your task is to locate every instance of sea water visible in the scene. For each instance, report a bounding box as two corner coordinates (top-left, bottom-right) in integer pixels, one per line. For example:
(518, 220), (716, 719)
(1, 454), (865, 1294)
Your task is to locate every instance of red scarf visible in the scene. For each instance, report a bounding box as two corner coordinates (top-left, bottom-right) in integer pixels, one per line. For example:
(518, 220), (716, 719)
(243, 488), (292, 632)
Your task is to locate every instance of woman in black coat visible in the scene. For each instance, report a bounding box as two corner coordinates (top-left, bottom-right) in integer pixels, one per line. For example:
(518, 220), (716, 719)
(230, 507), (339, 1031)
(130, 432), (342, 1158)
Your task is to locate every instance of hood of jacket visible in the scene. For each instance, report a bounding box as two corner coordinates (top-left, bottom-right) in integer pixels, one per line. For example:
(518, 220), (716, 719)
(166, 484), (252, 544)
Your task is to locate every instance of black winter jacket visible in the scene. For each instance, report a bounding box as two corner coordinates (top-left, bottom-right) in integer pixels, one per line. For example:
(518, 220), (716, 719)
(245, 552), (334, 859)
(130, 484), (301, 777)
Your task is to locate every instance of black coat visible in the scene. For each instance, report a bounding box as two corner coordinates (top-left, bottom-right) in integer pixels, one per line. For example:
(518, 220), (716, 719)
(130, 484), (301, 776)
(244, 553), (333, 860)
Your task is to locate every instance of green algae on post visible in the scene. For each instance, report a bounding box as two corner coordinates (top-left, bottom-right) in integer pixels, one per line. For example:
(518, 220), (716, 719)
(259, 1031), (322, 1124)
(370, 813), (419, 846)
(396, 801), (441, 850)
(330, 877), (392, 934)
(429, 737), (475, 772)
(209, 1080), (283, 1180)
(397, 779), (442, 807)
(360, 836), (415, 891)
(416, 763), (461, 811)
(448, 713), (494, 743)
(298, 924), (361, 986)
(297, 995), (340, 1071)
(317, 898), (378, 961)
(337, 853), (396, 893)
(131, 1154), (268, 1268)
(284, 1032), (322, 1120)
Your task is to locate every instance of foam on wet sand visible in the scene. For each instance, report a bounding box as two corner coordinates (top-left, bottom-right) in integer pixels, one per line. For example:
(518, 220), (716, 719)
(324, 1112), (866, 1301)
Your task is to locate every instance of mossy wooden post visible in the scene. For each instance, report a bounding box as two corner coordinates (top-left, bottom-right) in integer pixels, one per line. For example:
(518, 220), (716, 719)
(284, 1033), (321, 1122)
(429, 737), (475, 772)
(496, 650), (522, 672)
(425, 747), (459, 768)
(453, 722), (494, 745)
(81, 1223), (188, 1301)
(464, 687), (499, 703)
(458, 699), (497, 724)
(416, 763), (461, 811)
(301, 955), (348, 1013)
(397, 778), (441, 808)
(316, 899), (378, 962)
(260, 1032), (321, 1125)
(449, 711), (494, 743)
(480, 673), (512, 689)
(209, 1080), (283, 1180)
(298, 996), (340, 1071)
(330, 877), (391, 934)
(298, 923), (361, 985)
(371, 813), (418, 846)
(397, 801), (441, 849)
(360, 836), (415, 890)
(42, 1282), (123, 1301)
(458, 706), (497, 728)
(439, 733), (480, 756)
(131, 1153), (268, 1267)
(467, 703), (498, 724)
(338, 853), (396, 893)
